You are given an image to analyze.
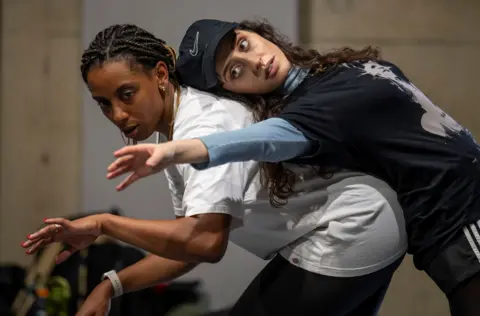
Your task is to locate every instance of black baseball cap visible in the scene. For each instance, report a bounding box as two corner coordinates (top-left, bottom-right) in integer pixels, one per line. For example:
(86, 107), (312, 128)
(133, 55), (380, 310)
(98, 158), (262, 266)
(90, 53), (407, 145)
(176, 19), (238, 91)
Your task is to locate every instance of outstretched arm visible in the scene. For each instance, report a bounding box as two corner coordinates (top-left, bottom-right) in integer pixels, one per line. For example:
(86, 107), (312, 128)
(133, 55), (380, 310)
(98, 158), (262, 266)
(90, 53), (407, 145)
(99, 212), (230, 263)
(109, 118), (315, 189)
(23, 213), (231, 264)
(191, 117), (313, 170)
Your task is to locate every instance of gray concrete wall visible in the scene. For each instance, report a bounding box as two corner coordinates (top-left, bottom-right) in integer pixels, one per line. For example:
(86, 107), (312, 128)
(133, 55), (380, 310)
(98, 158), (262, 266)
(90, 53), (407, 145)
(0, 0), (82, 266)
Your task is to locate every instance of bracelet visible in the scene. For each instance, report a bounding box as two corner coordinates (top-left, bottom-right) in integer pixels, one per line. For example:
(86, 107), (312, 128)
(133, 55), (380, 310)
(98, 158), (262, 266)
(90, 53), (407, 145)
(101, 270), (123, 298)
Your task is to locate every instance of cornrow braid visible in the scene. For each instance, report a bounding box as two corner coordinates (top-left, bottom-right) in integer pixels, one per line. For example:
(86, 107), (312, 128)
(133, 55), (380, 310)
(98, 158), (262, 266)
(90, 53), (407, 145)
(81, 24), (179, 86)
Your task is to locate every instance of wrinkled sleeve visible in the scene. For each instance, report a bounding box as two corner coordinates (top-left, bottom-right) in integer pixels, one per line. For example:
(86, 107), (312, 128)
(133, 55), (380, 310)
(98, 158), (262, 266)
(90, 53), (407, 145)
(191, 118), (315, 170)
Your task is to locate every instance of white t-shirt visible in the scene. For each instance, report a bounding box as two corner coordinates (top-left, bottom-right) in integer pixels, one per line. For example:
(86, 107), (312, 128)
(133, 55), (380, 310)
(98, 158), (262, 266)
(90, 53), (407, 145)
(160, 86), (407, 277)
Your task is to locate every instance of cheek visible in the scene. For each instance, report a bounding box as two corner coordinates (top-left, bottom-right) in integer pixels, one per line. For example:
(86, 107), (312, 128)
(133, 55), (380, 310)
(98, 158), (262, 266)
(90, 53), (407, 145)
(98, 102), (118, 120)
(225, 77), (276, 94)
(133, 90), (159, 117)
(268, 42), (287, 64)
(257, 81), (280, 94)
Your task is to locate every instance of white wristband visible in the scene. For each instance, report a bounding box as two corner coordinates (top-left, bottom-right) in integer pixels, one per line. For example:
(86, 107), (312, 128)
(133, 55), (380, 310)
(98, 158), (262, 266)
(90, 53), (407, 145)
(101, 270), (123, 298)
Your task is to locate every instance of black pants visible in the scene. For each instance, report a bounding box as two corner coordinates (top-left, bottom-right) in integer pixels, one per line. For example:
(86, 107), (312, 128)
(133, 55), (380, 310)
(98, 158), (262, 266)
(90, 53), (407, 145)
(229, 255), (404, 316)
(426, 220), (480, 316)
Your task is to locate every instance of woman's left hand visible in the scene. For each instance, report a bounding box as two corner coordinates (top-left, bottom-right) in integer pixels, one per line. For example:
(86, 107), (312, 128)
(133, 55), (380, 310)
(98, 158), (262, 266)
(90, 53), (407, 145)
(108, 139), (208, 191)
(107, 143), (175, 191)
(21, 216), (103, 264)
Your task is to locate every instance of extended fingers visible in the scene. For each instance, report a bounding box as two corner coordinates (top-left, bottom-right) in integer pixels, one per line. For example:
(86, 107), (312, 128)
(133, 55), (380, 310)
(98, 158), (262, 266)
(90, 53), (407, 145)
(106, 164), (132, 180)
(107, 155), (134, 173)
(23, 218), (69, 244)
(24, 237), (53, 255)
(44, 217), (70, 227)
(116, 172), (141, 191)
(25, 223), (62, 242)
(113, 144), (150, 158)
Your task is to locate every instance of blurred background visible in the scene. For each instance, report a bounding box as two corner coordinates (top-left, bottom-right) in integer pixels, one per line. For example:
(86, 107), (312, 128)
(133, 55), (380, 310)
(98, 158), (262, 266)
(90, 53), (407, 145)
(0, 0), (479, 315)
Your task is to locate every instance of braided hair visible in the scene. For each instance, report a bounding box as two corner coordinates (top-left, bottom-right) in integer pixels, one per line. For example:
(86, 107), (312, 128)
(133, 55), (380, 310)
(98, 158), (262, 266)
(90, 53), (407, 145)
(80, 24), (179, 87)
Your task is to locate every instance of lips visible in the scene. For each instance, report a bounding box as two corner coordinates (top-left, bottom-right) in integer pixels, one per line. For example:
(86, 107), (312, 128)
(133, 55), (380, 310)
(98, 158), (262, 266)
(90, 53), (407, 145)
(122, 125), (139, 138)
(265, 56), (277, 79)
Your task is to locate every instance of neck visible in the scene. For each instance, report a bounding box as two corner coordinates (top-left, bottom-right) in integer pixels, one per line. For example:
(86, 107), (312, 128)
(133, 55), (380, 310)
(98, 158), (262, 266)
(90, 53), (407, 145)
(278, 65), (309, 98)
(156, 82), (178, 136)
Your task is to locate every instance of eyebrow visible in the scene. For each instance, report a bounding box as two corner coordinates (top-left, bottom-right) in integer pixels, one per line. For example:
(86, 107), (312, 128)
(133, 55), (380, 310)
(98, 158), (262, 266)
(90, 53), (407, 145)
(91, 82), (136, 101)
(92, 96), (110, 106)
(116, 82), (136, 92)
(92, 96), (107, 102)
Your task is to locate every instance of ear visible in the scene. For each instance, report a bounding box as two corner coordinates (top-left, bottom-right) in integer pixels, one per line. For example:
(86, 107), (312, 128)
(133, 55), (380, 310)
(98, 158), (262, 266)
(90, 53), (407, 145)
(154, 61), (170, 88)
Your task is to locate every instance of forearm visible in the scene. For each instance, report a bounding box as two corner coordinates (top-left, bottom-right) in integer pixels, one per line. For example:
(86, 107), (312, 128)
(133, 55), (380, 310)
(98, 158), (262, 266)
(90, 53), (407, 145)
(186, 118), (313, 170)
(104, 254), (197, 294)
(100, 214), (225, 263)
(159, 118), (313, 170)
(164, 138), (209, 165)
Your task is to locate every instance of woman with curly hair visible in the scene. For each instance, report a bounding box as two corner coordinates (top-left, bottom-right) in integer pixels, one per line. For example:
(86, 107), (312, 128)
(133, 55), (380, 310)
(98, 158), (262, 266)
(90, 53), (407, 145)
(110, 19), (480, 315)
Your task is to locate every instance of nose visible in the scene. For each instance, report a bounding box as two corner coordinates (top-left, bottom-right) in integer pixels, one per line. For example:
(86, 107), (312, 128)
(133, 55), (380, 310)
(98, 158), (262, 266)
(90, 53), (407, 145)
(241, 53), (264, 77)
(256, 58), (263, 71)
(112, 104), (129, 127)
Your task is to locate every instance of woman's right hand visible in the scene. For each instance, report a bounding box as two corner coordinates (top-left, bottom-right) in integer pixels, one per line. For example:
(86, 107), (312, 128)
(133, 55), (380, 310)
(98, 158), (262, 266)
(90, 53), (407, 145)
(21, 216), (104, 264)
(108, 139), (209, 191)
(76, 281), (112, 316)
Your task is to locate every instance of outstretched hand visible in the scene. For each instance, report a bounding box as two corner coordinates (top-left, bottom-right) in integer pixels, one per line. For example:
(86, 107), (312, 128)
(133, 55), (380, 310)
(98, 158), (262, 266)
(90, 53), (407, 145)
(21, 216), (103, 264)
(107, 143), (175, 191)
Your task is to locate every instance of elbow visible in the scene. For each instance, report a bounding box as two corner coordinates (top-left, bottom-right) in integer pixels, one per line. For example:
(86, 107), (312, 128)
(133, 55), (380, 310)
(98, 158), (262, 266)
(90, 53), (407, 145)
(202, 248), (225, 264)
(198, 235), (228, 264)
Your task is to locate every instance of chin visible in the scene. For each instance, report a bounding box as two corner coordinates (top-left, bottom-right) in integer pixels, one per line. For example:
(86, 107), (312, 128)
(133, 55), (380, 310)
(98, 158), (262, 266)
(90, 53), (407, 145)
(133, 130), (154, 142)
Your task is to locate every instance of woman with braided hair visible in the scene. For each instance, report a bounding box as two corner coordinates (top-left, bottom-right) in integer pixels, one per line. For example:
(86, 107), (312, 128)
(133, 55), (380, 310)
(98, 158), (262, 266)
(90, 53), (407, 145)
(79, 24), (181, 143)
(22, 23), (407, 316)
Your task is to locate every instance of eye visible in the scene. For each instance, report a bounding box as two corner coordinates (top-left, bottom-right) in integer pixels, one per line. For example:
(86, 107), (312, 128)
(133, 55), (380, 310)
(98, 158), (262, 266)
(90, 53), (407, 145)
(93, 97), (111, 111)
(230, 65), (243, 80)
(121, 89), (135, 102)
(97, 101), (111, 112)
(238, 39), (249, 51)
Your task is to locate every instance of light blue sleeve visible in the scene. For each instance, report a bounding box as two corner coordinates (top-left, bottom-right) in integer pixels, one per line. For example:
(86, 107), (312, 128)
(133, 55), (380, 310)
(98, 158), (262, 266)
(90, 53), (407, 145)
(191, 117), (313, 170)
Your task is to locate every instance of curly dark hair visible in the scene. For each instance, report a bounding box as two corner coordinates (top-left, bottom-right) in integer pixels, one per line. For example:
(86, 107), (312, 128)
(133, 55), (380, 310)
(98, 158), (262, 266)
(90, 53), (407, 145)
(212, 20), (381, 207)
